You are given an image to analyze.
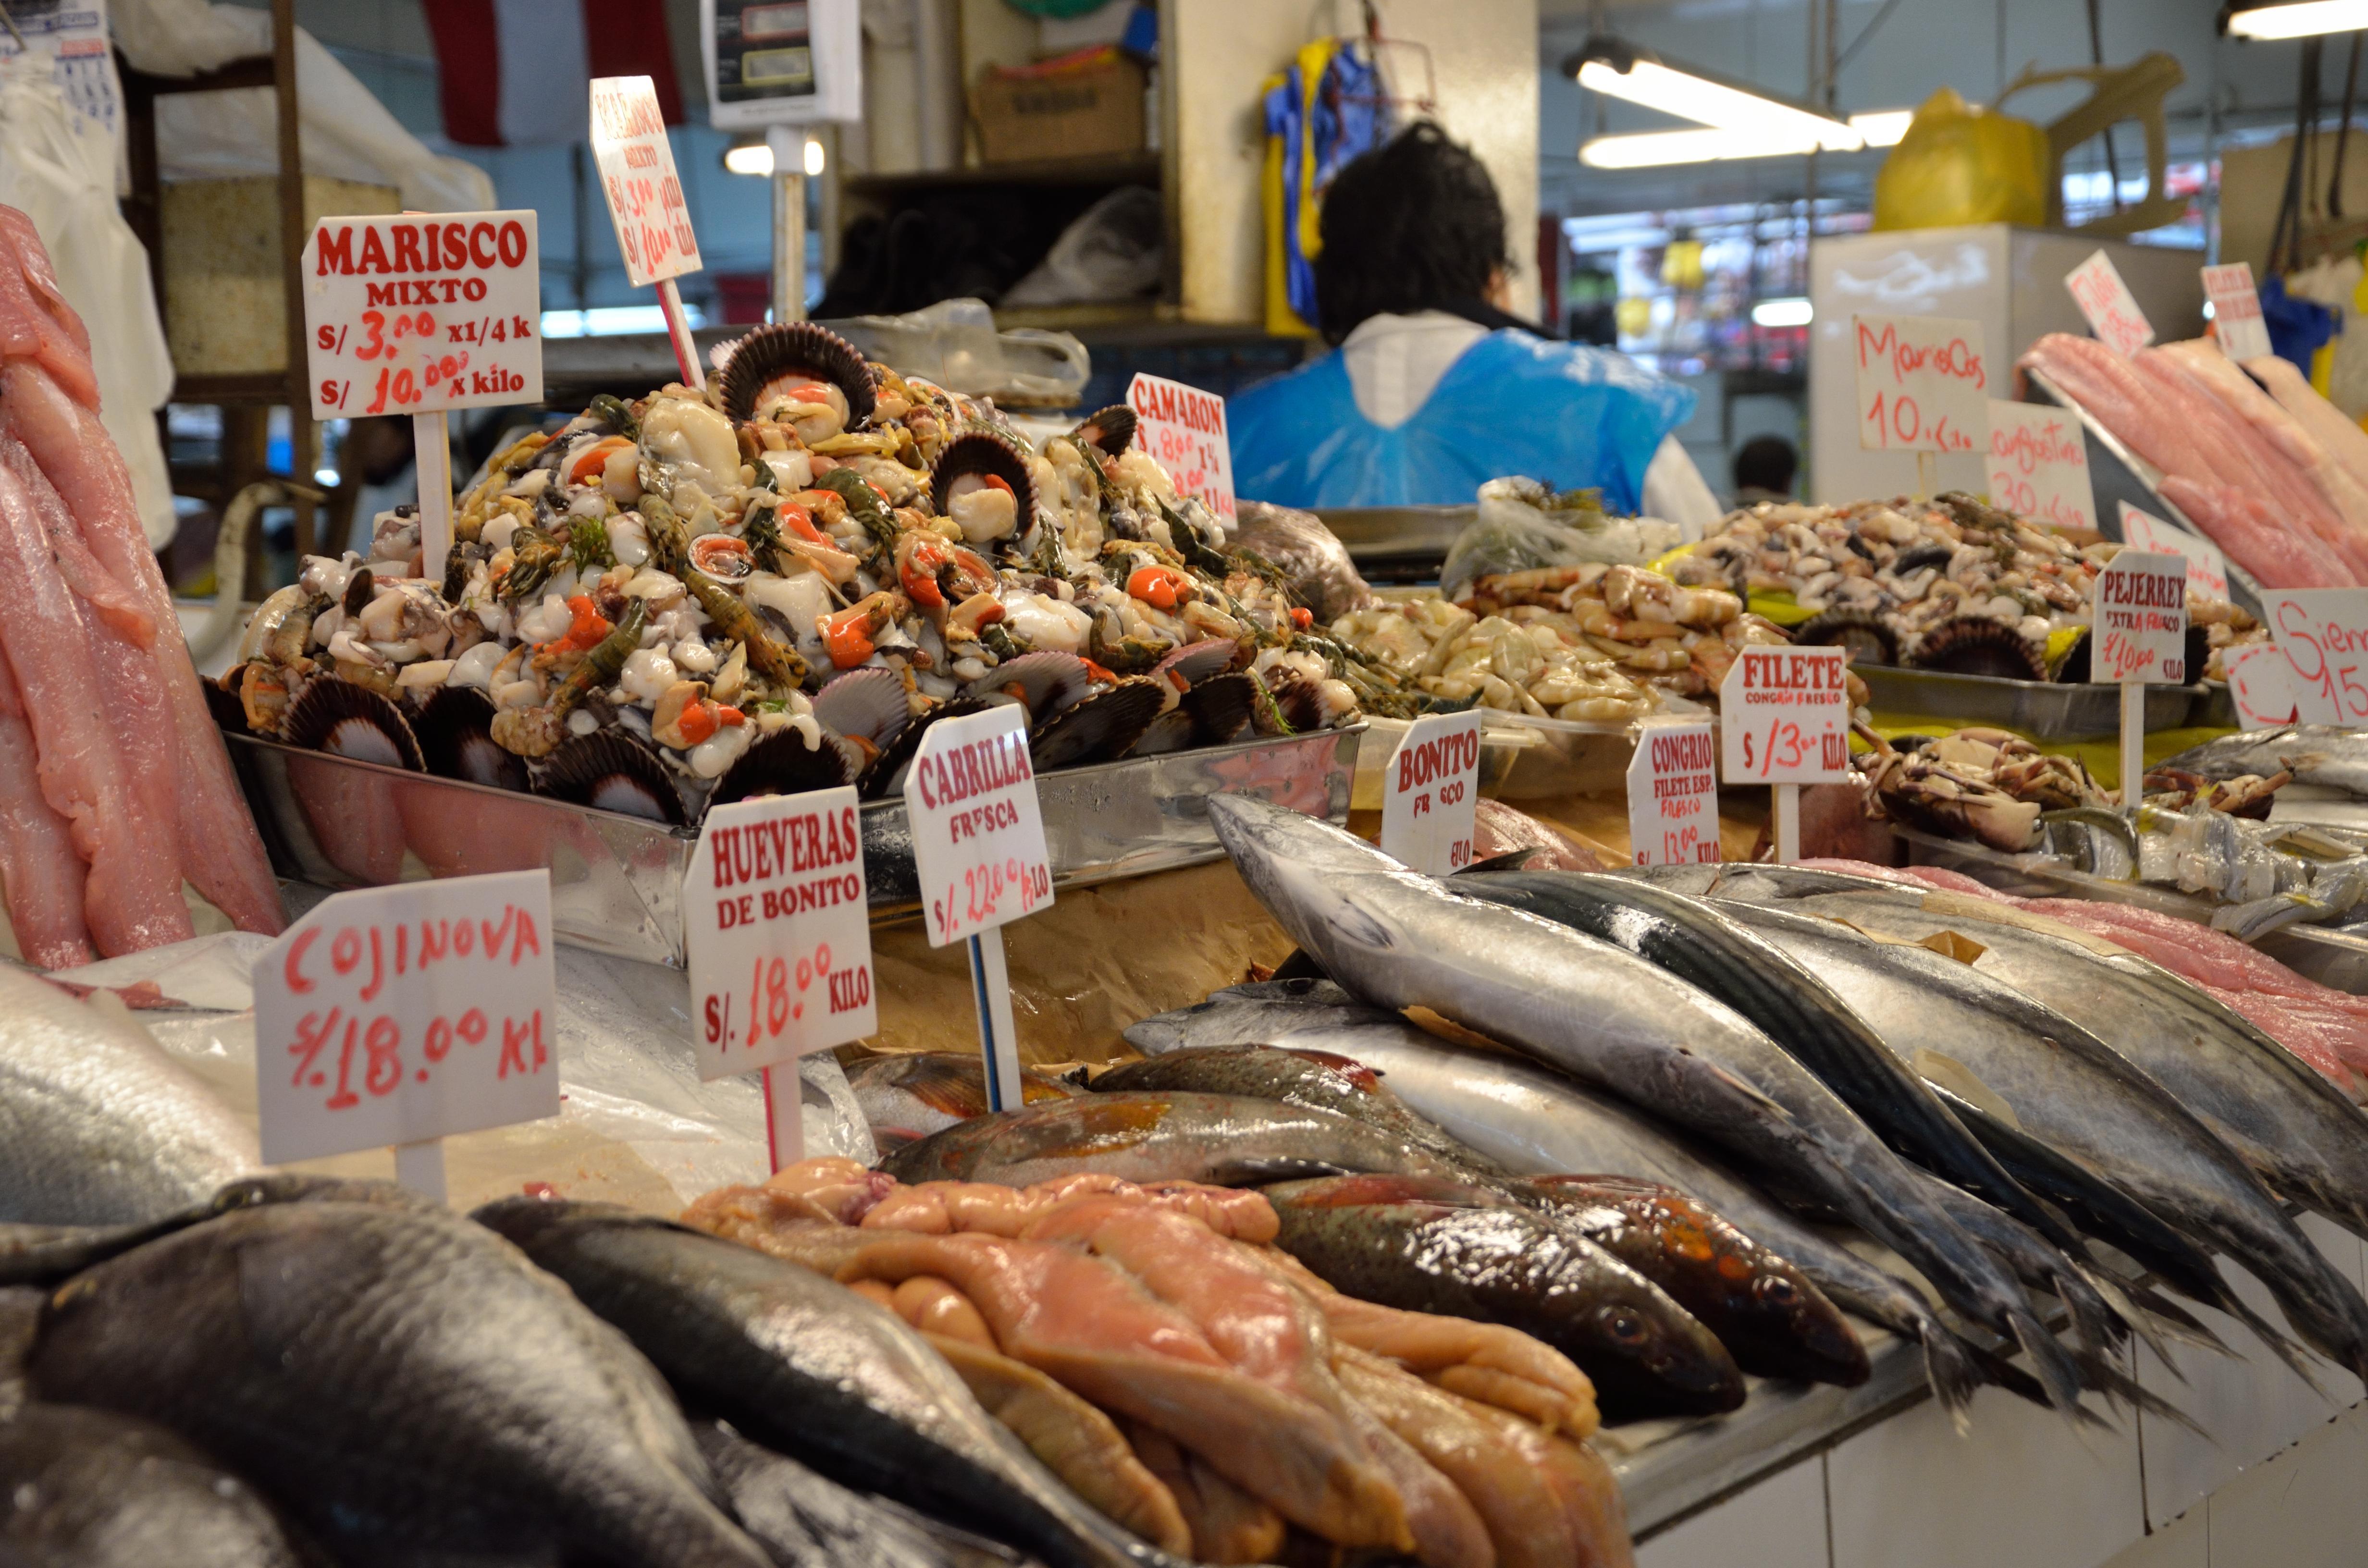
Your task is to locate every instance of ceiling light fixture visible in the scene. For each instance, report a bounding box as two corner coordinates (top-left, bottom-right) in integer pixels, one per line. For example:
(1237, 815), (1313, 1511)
(1578, 109), (1913, 169)
(2223, 1), (2368, 38)
(724, 141), (774, 176)
(1752, 297), (1814, 328)
(1565, 37), (1864, 151)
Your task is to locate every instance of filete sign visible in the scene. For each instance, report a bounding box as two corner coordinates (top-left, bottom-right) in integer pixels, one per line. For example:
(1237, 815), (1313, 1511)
(253, 871), (559, 1164)
(903, 704), (1054, 947)
(1627, 718), (1720, 867)
(1379, 710), (1482, 875)
(685, 786), (875, 1081)
(1719, 647), (1851, 785)
(590, 75), (703, 289)
(1126, 372), (1236, 523)
(1985, 400), (2097, 531)
(2090, 551), (2189, 685)
(1851, 314), (1986, 453)
(301, 213), (542, 418)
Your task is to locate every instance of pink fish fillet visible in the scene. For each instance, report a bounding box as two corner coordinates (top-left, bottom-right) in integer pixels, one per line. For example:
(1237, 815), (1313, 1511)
(0, 639), (95, 968)
(0, 208), (96, 409)
(0, 360), (283, 934)
(2160, 340), (2368, 574)
(2246, 351), (2368, 503)
(0, 465), (189, 954)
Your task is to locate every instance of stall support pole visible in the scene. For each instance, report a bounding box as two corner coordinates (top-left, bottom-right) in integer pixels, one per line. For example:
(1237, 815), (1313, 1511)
(395, 1138), (447, 1201)
(2121, 681), (2146, 806)
(967, 930), (1024, 1111)
(1774, 783), (1801, 864)
(769, 127), (807, 324)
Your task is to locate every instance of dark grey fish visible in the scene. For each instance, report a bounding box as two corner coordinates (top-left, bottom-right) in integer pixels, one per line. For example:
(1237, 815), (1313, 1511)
(474, 1198), (1196, 1568)
(28, 1200), (767, 1568)
(0, 1403), (303, 1568)
(694, 1418), (1020, 1568)
(1205, 795), (2085, 1412)
(2157, 724), (2368, 797)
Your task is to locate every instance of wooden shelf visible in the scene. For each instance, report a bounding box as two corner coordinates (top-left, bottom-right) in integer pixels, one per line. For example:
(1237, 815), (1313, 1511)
(842, 153), (1161, 197)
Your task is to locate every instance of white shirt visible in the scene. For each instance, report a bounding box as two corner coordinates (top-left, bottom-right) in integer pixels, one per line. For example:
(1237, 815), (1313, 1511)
(1336, 311), (1722, 539)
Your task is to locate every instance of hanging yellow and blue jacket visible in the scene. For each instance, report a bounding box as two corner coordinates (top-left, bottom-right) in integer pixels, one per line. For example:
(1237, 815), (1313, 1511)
(1262, 38), (1392, 338)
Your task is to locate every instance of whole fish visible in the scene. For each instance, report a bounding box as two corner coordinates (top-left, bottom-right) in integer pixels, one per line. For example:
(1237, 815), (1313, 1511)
(1696, 894), (2368, 1382)
(0, 965), (257, 1225)
(694, 1418), (1020, 1568)
(1261, 1174), (1746, 1421)
(29, 1200), (767, 1567)
(879, 1090), (1471, 1188)
(850, 1053), (1079, 1151)
(1092, 1044), (1504, 1175)
(2158, 725), (2368, 797)
(0, 1403), (304, 1568)
(1205, 795), (2084, 1411)
(475, 1197), (1197, 1568)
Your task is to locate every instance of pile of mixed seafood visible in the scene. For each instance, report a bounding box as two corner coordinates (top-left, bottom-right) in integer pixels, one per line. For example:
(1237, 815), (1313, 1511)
(1672, 491), (2266, 683)
(1333, 562), (1805, 723)
(213, 323), (1414, 825)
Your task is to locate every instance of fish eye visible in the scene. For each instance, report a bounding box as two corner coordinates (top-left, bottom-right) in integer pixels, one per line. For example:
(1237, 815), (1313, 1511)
(1753, 1275), (1798, 1306)
(1602, 1307), (1651, 1345)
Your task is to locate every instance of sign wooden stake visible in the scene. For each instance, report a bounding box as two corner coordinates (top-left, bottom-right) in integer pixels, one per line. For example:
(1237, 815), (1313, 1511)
(2089, 550), (2188, 804)
(761, 1066), (801, 1170)
(1773, 783), (1802, 864)
(657, 276), (705, 391)
(2121, 680), (2146, 811)
(415, 408), (452, 576)
(1914, 451), (1936, 502)
(967, 930), (1024, 1112)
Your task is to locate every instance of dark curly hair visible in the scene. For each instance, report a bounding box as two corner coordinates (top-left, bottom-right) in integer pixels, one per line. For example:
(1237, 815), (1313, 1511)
(1312, 122), (1512, 345)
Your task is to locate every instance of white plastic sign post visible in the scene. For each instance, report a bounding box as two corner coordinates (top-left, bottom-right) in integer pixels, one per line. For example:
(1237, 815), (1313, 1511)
(254, 870), (558, 1198)
(1718, 647), (1850, 864)
(2258, 589), (2368, 726)
(2202, 262), (2274, 364)
(590, 75), (705, 389)
(1379, 710), (1482, 875)
(2222, 640), (2306, 728)
(1984, 400), (2097, 531)
(302, 211), (542, 581)
(2091, 550), (2188, 803)
(903, 704), (1052, 1112)
(1626, 718), (1720, 867)
(1851, 315), (1986, 460)
(1126, 373), (1236, 525)
(2117, 501), (2229, 604)
(686, 786), (875, 1170)
(2067, 250), (2155, 358)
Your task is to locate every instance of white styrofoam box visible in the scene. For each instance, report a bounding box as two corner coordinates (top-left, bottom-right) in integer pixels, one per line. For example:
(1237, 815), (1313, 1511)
(2133, 1240), (2366, 1531)
(2203, 1399), (2368, 1567)
(1636, 1453), (1830, 1568)
(1806, 223), (2205, 505)
(1825, 1375), (2144, 1568)
(2098, 1507), (2208, 1568)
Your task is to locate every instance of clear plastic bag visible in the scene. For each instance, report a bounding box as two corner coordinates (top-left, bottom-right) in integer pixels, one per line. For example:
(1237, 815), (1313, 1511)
(1231, 500), (1377, 623)
(1439, 478), (1638, 602)
(1002, 185), (1162, 307)
(827, 297), (1089, 406)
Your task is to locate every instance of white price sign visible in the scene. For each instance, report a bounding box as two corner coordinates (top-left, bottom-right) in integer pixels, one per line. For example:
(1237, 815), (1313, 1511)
(1851, 315), (1986, 453)
(2202, 262), (2273, 364)
(591, 75), (703, 289)
(1128, 373), (1236, 523)
(2222, 640), (2306, 728)
(687, 787), (874, 1081)
(1627, 718), (1720, 867)
(1720, 647), (1851, 785)
(2091, 551), (2189, 685)
(904, 705), (1054, 947)
(253, 871), (558, 1165)
(301, 213), (543, 418)
(1379, 710), (1481, 875)
(2259, 589), (2368, 726)
(2118, 502), (2228, 604)
(1985, 401), (2097, 531)
(2067, 250), (2155, 358)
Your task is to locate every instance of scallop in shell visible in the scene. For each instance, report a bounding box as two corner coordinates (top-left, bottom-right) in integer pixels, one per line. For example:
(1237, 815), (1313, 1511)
(1147, 638), (1238, 710)
(716, 320), (877, 429)
(1070, 404), (1137, 457)
(1029, 679), (1163, 771)
(1794, 609), (1899, 668)
(415, 686), (528, 792)
(965, 650), (1091, 721)
(282, 676), (423, 770)
(814, 667), (915, 761)
(539, 731), (686, 825)
(858, 696), (992, 799)
(1179, 671), (1256, 744)
(930, 426), (1036, 547)
(1906, 616), (2047, 682)
(711, 726), (857, 808)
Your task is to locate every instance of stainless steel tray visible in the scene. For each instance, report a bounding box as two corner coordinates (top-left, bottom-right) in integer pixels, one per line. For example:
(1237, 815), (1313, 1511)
(223, 724), (1362, 968)
(1859, 664), (2209, 739)
(1311, 505), (1475, 584)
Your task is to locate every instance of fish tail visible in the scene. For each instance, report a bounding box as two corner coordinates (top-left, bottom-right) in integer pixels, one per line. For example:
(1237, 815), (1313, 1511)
(2009, 1309), (2087, 1412)
(2079, 1268), (2179, 1369)
(1915, 1323), (1985, 1431)
(2050, 1268), (2127, 1360)
(2074, 1351), (2206, 1438)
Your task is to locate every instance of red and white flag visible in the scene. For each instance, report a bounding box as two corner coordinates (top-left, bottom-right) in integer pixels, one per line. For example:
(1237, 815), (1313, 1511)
(422, 0), (685, 147)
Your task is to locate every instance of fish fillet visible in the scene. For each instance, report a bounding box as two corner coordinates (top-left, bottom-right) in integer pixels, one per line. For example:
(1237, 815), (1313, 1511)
(863, 1175), (1279, 1241)
(2161, 340), (2368, 572)
(0, 435), (150, 647)
(0, 209), (96, 408)
(0, 640), (93, 968)
(2247, 352), (2368, 501)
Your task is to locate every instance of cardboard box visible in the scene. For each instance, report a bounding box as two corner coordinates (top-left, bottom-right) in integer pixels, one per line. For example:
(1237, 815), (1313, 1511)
(970, 52), (1146, 166)
(160, 174), (400, 377)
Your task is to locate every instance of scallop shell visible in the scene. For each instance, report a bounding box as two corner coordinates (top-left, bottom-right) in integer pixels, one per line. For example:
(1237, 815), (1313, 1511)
(1070, 404), (1137, 457)
(1793, 609), (1899, 668)
(415, 686), (528, 792)
(1905, 616), (2047, 682)
(1148, 638), (1238, 709)
(1030, 679), (1163, 771)
(539, 730), (685, 824)
(965, 650), (1091, 721)
(814, 667), (914, 752)
(282, 677), (422, 770)
(2053, 624), (2209, 686)
(858, 696), (992, 799)
(1251, 670), (1326, 736)
(1179, 671), (1256, 744)
(1124, 710), (1196, 757)
(717, 321), (877, 428)
(929, 425), (1037, 528)
(711, 726), (856, 807)
(205, 668), (253, 736)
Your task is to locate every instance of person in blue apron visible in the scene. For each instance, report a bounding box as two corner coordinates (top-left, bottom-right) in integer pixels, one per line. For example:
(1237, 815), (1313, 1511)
(1229, 123), (1720, 531)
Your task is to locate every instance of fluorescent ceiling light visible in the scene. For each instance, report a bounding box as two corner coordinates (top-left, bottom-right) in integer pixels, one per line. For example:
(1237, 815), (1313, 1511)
(1849, 110), (1915, 147)
(724, 142), (773, 176)
(1567, 37), (1863, 151)
(1581, 127), (1809, 167)
(2225, 1), (2368, 38)
(1752, 297), (1814, 328)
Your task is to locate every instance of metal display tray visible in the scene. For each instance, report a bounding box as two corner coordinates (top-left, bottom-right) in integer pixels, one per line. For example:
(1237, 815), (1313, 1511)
(222, 724), (1362, 969)
(1859, 664), (2213, 739)
(1892, 823), (2368, 995)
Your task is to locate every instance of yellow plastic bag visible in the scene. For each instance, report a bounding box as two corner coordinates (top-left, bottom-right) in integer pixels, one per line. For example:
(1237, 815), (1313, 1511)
(1872, 87), (2049, 232)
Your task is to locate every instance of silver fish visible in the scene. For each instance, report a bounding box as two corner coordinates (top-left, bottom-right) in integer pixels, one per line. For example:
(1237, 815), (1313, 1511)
(2158, 725), (2368, 798)
(1205, 795), (2085, 1412)
(0, 966), (257, 1225)
(1694, 893), (2368, 1384)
